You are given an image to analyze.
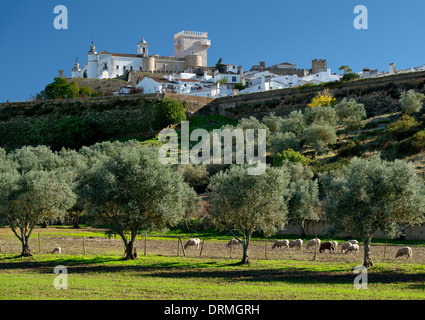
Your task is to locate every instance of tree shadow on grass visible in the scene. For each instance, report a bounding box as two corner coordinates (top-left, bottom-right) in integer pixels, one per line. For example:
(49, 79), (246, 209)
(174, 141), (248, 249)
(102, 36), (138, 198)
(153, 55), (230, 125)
(0, 255), (424, 287)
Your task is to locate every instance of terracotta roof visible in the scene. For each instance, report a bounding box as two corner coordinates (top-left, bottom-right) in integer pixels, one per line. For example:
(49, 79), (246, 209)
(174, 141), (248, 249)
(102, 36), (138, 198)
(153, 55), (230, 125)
(178, 79), (200, 82)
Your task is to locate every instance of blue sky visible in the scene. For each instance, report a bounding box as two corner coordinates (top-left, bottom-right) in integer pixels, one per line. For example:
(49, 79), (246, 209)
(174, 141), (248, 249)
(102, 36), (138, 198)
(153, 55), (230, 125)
(0, 0), (424, 102)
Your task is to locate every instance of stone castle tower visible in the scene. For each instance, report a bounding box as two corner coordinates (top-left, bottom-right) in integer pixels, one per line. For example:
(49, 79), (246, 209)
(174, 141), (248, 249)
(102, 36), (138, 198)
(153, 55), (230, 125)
(312, 59), (327, 74)
(174, 31), (211, 67)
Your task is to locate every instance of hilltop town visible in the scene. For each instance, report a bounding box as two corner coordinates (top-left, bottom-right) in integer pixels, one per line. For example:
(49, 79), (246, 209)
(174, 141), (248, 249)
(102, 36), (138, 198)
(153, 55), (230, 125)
(54, 30), (425, 99)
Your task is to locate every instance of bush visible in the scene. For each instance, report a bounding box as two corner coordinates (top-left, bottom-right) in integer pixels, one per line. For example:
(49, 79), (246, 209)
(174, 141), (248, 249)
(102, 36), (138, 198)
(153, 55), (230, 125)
(385, 115), (422, 141)
(53, 117), (97, 150)
(410, 130), (425, 152)
(338, 141), (363, 157)
(398, 130), (425, 156)
(307, 89), (337, 108)
(268, 132), (300, 155)
(274, 149), (310, 166)
(280, 110), (306, 138)
(302, 123), (337, 155)
(355, 92), (401, 117)
(341, 73), (360, 82)
(304, 106), (338, 127)
(153, 98), (186, 130)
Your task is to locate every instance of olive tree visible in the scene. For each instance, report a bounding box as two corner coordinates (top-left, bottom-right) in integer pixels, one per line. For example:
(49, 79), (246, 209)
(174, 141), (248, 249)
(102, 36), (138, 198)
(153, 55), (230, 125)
(207, 164), (291, 264)
(302, 123), (337, 156)
(334, 98), (366, 137)
(320, 154), (425, 267)
(81, 141), (197, 259)
(399, 89), (425, 115)
(268, 132), (300, 155)
(285, 162), (319, 237)
(280, 110), (306, 138)
(262, 112), (284, 133)
(0, 146), (76, 256)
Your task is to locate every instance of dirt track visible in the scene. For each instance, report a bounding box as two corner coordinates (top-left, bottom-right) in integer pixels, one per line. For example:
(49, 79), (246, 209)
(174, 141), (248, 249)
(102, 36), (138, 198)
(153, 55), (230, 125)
(0, 232), (423, 264)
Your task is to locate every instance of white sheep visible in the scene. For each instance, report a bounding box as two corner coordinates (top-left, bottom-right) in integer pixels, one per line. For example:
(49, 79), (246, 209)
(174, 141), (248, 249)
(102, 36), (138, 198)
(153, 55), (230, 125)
(52, 247), (61, 254)
(272, 240), (290, 249)
(289, 239), (303, 250)
(184, 238), (201, 250)
(395, 247), (412, 260)
(226, 238), (242, 248)
(306, 238), (321, 250)
(331, 241), (338, 250)
(341, 242), (352, 252)
(344, 243), (359, 254)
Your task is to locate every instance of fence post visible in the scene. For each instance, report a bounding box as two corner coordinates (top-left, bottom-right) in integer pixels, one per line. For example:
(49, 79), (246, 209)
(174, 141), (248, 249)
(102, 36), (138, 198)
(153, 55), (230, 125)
(83, 236), (86, 255)
(383, 238), (387, 261)
(177, 237), (180, 257)
(179, 237), (186, 257)
(230, 240), (233, 259)
(264, 238), (267, 259)
(199, 239), (205, 257)
(144, 235), (147, 256)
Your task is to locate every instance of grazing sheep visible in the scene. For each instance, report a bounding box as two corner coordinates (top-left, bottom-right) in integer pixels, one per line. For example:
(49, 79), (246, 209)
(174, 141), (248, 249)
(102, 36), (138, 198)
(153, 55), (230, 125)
(341, 242), (352, 252)
(306, 238), (321, 251)
(272, 240), (290, 249)
(289, 239), (303, 250)
(332, 241), (338, 250)
(344, 243), (359, 254)
(319, 241), (336, 254)
(226, 239), (242, 248)
(184, 238), (201, 250)
(395, 247), (412, 259)
(52, 247), (61, 254)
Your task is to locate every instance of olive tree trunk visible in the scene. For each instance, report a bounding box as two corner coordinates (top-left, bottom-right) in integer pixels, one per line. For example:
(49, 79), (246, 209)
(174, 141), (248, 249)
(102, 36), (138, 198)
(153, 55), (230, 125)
(363, 236), (374, 268)
(240, 231), (253, 264)
(20, 236), (32, 257)
(122, 232), (138, 260)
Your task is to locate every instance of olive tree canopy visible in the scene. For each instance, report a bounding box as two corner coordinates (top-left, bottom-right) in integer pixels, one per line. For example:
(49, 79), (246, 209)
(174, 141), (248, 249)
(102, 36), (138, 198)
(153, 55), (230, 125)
(207, 164), (291, 264)
(320, 154), (425, 267)
(81, 141), (198, 259)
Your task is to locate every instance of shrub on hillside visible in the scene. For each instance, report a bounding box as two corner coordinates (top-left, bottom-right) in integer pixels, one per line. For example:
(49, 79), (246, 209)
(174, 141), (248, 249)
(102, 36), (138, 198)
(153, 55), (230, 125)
(397, 130), (425, 156)
(338, 141), (363, 157)
(153, 98), (186, 130)
(304, 105), (338, 127)
(268, 132), (300, 155)
(53, 117), (98, 150)
(274, 149), (310, 166)
(280, 110), (306, 138)
(355, 92), (401, 117)
(399, 89), (425, 115)
(385, 115), (422, 141)
(341, 73), (360, 82)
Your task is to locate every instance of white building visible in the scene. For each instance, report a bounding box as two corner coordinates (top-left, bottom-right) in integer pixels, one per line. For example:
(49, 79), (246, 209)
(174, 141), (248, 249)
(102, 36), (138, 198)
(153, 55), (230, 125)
(135, 76), (177, 94)
(70, 31), (211, 79)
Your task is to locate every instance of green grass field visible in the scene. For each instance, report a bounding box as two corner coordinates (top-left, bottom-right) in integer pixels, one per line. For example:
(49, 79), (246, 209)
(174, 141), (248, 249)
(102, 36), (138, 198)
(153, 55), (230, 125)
(1, 227), (425, 300)
(0, 254), (424, 300)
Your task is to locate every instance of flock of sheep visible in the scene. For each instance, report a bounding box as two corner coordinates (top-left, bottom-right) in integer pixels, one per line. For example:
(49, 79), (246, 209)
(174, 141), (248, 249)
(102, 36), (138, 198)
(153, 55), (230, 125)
(49, 237), (414, 260)
(269, 238), (412, 260)
(181, 237), (413, 260)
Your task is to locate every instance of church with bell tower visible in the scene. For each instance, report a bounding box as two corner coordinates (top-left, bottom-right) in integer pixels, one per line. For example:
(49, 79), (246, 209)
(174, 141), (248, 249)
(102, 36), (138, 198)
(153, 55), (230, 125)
(69, 31), (211, 79)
